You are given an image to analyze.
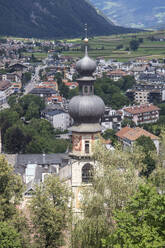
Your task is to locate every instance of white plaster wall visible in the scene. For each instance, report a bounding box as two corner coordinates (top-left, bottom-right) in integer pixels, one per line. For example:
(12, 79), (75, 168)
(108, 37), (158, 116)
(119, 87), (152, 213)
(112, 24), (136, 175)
(53, 113), (70, 130)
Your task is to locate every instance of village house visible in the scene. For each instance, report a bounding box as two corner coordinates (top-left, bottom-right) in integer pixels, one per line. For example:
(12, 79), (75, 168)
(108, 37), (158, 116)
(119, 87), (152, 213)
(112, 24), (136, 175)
(0, 80), (13, 96)
(106, 69), (128, 81)
(122, 104), (160, 125)
(64, 81), (78, 90)
(41, 109), (71, 130)
(101, 107), (122, 131)
(126, 83), (165, 104)
(30, 87), (57, 98)
(116, 126), (159, 153)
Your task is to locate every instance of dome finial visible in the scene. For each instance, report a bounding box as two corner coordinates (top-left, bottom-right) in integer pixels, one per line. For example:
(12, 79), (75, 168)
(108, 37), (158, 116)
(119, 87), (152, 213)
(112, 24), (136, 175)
(84, 23), (88, 44)
(84, 23), (88, 56)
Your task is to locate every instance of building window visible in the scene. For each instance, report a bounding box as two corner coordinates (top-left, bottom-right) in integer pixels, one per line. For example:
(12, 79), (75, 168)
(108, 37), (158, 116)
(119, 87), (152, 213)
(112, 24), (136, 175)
(82, 163), (93, 183)
(84, 86), (88, 94)
(85, 141), (89, 154)
(90, 86), (93, 94)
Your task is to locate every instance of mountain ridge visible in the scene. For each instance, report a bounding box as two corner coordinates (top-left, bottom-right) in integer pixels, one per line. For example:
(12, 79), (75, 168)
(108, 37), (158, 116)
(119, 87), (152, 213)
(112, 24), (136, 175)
(0, 0), (139, 39)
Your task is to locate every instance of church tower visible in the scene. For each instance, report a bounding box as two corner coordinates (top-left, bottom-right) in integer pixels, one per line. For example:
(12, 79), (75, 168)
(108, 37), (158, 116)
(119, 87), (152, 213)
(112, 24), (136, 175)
(69, 29), (105, 213)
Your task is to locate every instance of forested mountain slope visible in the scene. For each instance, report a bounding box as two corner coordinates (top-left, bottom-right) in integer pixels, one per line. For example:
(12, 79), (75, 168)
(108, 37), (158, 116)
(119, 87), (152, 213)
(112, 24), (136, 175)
(0, 0), (138, 38)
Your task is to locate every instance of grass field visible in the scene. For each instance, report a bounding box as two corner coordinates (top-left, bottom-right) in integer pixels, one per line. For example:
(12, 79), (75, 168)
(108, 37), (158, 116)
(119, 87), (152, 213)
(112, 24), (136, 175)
(62, 30), (165, 62)
(23, 52), (48, 60)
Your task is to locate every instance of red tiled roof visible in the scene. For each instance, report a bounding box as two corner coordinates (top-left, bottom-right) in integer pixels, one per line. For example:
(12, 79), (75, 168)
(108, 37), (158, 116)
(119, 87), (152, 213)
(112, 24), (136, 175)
(116, 126), (132, 139)
(107, 70), (127, 76)
(116, 126), (159, 141)
(64, 82), (78, 87)
(123, 104), (160, 115)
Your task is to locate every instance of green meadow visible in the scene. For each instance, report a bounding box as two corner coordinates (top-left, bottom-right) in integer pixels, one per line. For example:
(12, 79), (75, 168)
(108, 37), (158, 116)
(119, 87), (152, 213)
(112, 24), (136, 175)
(62, 30), (165, 61)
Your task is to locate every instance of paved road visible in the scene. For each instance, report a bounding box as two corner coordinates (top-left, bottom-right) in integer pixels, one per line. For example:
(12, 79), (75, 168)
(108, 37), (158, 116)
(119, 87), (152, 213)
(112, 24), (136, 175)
(24, 64), (46, 95)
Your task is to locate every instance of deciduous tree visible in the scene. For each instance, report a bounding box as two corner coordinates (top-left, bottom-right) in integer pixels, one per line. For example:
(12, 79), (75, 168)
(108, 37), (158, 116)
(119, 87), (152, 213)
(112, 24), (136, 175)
(0, 222), (22, 248)
(30, 175), (72, 248)
(72, 145), (144, 248)
(103, 185), (165, 248)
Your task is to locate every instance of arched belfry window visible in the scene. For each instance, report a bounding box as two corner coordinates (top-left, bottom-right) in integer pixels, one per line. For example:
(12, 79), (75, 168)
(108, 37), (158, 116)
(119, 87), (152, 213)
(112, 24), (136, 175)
(82, 163), (93, 183)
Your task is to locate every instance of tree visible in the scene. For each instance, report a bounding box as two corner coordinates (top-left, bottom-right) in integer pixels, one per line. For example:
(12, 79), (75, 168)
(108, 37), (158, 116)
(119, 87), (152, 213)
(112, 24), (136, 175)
(72, 145), (144, 248)
(121, 118), (136, 128)
(59, 83), (69, 98)
(4, 127), (29, 153)
(19, 94), (45, 115)
(136, 136), (156, 177)
(119, 75), (136, 91)
(30, 175), (71, 248)
(0, 155), (23, 221)
(94, 77), (130, 109)
(68, 87), (79, 99)
(129, 39), (140, 51)
(150, 131), (165, 193)
(0, 222), (22, 248)
(102, 129), (117, 145)
(103, 185), (165, 248)
(8, 95), (18, 107)
(22, 72), (32, 86)
(136, 135), (156, 154)
(115, 44), (123, 50)
(25, 102), (40, 120)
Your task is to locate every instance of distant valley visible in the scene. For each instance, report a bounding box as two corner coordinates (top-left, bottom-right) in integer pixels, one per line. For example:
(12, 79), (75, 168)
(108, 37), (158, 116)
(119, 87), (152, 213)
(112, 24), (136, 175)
(90, 0), (165, 29)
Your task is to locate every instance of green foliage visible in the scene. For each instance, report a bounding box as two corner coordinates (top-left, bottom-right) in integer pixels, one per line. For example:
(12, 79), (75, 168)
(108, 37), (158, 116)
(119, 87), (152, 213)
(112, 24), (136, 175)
(25, 102), (40, 121)
(1, 94), (70, 153)
(68, 87), (79, 99)
(22, 72), (32, 86)
(59, 82), (69, 98)
(0, 222), (22, 248)
(72, 145), (144, 248)
(136, 136), (156, 178)
(102, 129), (117, 145)
(149, 131), (165, 193)
(30, 175), (72, 248)
(121, 118), (136, 127)
(0, 156), (31, 247)
(4, 127), (30, 153)
(18, 94), (45, 116)
(129, 39), (140, 51)
(104, 185), (165, 248)
(118, 75), (136, 91)
(136, 135), (156, 153)
(115, 44), (123, 50)
(0, 155), (23, 221)
(94, 76), (131, 109)
(7, 95), (18, 107)
(158, 103), (165, 115)
(142, 123), (161, 136)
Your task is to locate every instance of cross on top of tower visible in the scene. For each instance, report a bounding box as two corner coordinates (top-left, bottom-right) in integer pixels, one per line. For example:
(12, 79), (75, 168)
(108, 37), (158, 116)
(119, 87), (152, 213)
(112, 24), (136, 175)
(84, 23), (89, 44)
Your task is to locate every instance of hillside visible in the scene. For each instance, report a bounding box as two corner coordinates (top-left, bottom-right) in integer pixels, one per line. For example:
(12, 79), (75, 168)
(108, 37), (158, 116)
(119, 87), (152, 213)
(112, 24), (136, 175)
(0, 0), (137, 39)
(90, 0), (165, 29)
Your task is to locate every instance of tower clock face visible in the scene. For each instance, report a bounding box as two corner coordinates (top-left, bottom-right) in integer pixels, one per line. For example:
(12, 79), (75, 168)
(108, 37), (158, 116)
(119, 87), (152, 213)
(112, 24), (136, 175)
(73, 135), (82, 151)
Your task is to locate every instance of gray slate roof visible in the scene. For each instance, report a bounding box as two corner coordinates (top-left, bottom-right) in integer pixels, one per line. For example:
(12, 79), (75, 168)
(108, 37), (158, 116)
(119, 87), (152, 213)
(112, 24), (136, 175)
(30, 88), (57, 95)
(16, 153), (69, 166)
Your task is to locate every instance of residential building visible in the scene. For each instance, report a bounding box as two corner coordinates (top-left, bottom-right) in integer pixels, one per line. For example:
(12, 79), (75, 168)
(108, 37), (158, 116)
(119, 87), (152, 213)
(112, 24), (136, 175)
(106, 69), (127, 81)
(30, 87), (57, 98)
(0, 80), (13, 96)
(101, 107), (122, 131)
(13, 154), (69, 196)
(41, 109), (71, 130)
(126, 83), (165, 104)
(116, 126), (159, 153)
(122, 104), (160, 125)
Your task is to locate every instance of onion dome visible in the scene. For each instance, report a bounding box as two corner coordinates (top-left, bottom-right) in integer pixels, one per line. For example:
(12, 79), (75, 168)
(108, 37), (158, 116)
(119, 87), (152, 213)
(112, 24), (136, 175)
(69, 95), (105, 123)
(76, 47), (96, 77)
